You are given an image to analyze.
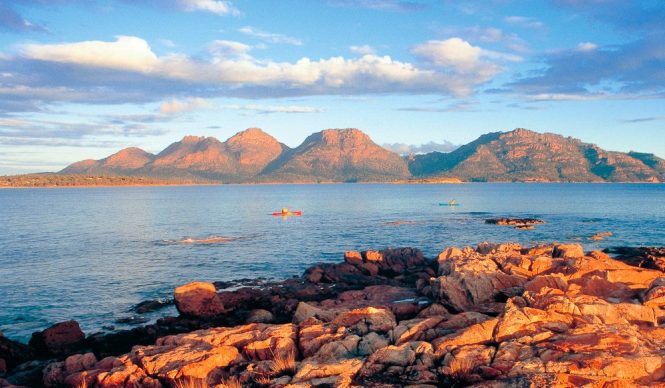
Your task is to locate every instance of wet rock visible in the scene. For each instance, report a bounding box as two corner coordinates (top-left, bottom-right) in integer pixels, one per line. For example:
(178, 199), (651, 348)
(132, 299), (173, 314)
(588, 231), (613, 241)
(344, 251), (363, 266)
(29, 321), (84, 358)
(604, 246), (665, 272)
(4, 360), (49, 387)
(174, 282), (225, 318)
(485, 218), (545, 226)
(0, 337), (31, 373)
(217, 287), (270, 312)
(114, 315), (149, 325)
(514, 225), (534, 230)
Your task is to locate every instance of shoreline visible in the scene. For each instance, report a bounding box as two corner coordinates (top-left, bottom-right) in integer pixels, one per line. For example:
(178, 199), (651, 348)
(1, 180), (663, 189)
(2, 242), (664, 387)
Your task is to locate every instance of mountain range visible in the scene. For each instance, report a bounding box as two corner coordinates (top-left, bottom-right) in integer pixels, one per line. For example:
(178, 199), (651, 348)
(61, 128), (665, 183)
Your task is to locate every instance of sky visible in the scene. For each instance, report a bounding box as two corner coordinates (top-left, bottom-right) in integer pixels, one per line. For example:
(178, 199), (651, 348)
(0, 0), (664, 174)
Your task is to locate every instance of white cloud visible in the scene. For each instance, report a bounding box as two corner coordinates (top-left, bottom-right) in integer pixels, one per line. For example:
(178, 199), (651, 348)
(350, 45), (376, 55)
(22, 36), (158, 73)
(159, 97), (210, 114)
(504, 16), (544, 29)
(413, 38), (483, 72)
(178, 0), (238, 15)
(16, 35), (508, 98)
(224, 104), (322, 114)
(526, 93), (612, 101)
(208, 40), (252, 59)
(576, 42), (598, 51)
(411, 38), (520, 74)
(238, 26), (302, 45)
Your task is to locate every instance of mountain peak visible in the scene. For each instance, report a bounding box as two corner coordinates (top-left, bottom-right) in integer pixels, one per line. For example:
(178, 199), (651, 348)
(505, 128), (537, 137)
(102, 147), (153, 169)
(227, 127), (273, 142)
(318, 128), (371, 144)
(60, 127), (664, 183)
(263, 127), (410, 181)
(181, 135), (210, 144)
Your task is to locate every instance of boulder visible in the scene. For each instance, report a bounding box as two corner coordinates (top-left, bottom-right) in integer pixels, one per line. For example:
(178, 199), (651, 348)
(433, 318), (498, 355)
(357, 341), (437, 385)
(174, 282), (225, 318)
(29, 321), (84, 357)
(292, 302), (335, 324)
(0, 336), (31, 372)
(524, 274), (568, 293)
(390, 317), (446, 345)
(435, 251), (525, 312)
(643, 277), (665, 308)
(344, 251), (363, 266)
(246, 309), (274, 324)
(439, 344), (495, 382)
(552, 244), (584, 259)
(291, 358), (363, 386)
(332, 307), (396, 334)
(24, 243), (665, 387)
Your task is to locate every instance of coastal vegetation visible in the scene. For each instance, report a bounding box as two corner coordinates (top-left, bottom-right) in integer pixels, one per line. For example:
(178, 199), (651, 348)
(0, 174), (209, 188)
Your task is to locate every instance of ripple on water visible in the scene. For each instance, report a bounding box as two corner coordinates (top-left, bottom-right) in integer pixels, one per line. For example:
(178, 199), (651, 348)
(0, 183), (663, 340)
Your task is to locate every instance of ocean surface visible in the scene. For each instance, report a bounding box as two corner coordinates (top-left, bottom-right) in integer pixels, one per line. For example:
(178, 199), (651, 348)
(1, 183), (664, 341)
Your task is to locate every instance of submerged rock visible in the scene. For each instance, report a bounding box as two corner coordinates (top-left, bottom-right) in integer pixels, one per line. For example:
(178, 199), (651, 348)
(485, 218), (545, 226)
(131, 299), (174, 314)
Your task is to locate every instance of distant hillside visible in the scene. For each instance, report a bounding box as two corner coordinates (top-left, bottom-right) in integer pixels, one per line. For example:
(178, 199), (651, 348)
(62, 128), (289, 182)
(260, 128), (410, 182)
(0, 174), (207, 188)
(50, 127), (665, 184)
(61, 147), (155, 175)
(408, 128), (665, 182)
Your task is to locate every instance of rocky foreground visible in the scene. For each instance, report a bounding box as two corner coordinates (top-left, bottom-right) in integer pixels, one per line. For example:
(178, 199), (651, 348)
(2, 243), (665, 387)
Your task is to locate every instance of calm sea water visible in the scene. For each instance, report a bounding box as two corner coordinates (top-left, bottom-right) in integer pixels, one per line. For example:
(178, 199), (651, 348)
(1, 183), (664, 341)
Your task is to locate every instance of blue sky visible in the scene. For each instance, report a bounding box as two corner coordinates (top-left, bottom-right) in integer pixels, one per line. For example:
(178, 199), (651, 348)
(0, 0), (663, 174)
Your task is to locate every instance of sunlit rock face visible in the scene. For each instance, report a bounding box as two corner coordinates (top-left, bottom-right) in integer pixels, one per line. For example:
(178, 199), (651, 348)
(59, 127), (665, 183)
(408, 128), (665, 182)
(26, 243), (665, 387)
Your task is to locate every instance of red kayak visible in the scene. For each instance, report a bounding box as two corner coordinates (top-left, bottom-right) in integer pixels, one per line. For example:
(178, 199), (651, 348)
(272, 210), (302, 216)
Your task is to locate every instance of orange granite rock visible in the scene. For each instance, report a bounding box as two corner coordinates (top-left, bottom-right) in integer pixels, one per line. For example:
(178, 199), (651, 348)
(173, 282), (225, 318)
(34, 243), (665, 387)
